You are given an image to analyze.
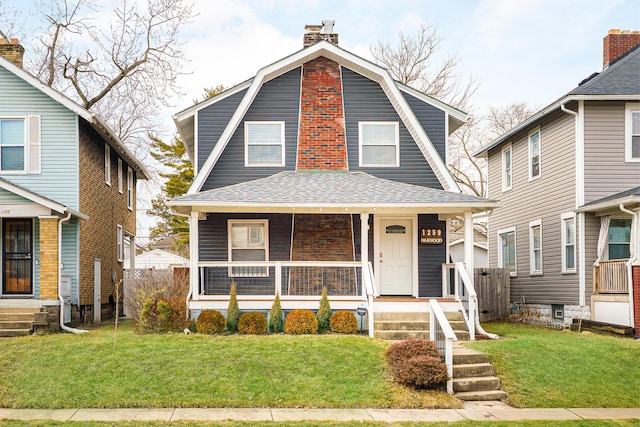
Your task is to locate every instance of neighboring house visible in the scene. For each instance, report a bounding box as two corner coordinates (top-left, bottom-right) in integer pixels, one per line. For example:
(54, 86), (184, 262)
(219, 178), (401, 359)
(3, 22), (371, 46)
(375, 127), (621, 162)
(476, 30), (640, 332)
(125, 249), (189, 270)
(168, 23), (498, 337)
(448, 217), (488, 267)
(0, 39), (149, 329)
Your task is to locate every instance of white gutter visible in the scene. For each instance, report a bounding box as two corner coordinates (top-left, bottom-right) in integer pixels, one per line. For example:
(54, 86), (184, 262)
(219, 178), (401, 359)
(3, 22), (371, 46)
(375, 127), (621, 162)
(619, 203), (638, 329)
(58, 213), (89, 334)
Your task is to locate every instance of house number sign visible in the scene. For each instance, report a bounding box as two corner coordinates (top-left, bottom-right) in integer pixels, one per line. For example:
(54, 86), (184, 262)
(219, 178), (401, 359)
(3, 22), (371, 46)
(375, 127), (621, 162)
(420, 228), (443, 245)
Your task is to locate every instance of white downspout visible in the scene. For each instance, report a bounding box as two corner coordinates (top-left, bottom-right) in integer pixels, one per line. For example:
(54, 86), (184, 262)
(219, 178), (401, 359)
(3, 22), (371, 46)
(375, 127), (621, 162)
(58, 212), (88, 334)
(619, 203), (637, 328)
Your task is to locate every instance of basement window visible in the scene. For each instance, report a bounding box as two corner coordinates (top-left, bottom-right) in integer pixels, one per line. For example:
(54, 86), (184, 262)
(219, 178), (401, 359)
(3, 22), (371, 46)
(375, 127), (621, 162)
(552, 304), (564, 321)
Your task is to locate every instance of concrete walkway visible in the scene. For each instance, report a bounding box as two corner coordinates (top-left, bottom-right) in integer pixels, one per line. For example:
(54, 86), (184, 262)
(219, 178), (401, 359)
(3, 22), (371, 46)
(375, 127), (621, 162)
(1, 402), (640, 423)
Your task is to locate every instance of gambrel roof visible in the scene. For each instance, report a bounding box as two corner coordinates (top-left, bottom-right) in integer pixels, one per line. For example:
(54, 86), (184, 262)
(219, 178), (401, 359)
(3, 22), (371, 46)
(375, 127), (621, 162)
(173, 40), (468, 194)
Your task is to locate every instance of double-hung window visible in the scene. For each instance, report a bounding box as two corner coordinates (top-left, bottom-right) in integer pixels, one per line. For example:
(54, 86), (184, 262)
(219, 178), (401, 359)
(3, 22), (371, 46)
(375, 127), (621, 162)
(359, 122), (399, 167)
(117, 224), (124, 262)
(229, 220), (268, 277)
(561, 213), (576, 273)
(104, 143), (111, 185)
(502, 143), (512, 191)
(529, 220), (542, 275)
(117, 158), (123, 194)
(498, 227), (517, 276)
(0, 116), (40, 173)
(127, 167), (134, 210)
(245, 121), (285, 167)
(529, 128), (540, 180)
(625, 103), (640, 162)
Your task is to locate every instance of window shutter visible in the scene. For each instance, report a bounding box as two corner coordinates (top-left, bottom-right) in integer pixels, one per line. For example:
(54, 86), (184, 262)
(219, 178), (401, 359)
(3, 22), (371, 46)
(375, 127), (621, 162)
(27, 115), (41, 173)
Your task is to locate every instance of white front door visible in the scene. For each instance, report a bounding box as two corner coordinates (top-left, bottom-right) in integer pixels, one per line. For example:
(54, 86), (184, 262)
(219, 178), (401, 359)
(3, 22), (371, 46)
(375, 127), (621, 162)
(379, 219), (413, 295)
(94, 259), (101, 323)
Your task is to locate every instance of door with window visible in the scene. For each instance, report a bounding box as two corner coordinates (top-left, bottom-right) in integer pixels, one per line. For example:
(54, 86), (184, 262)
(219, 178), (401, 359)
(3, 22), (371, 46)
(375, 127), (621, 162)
(2, 219), (33, 295)
(379, 219), (413, 295)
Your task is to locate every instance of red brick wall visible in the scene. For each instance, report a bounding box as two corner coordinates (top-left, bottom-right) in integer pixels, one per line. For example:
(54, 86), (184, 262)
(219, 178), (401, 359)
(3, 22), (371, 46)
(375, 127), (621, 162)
(603, 30), (640, 68)
(633, 265), (640, 334)
(291, 214), (354, 261)
(297, 57), (348, 170)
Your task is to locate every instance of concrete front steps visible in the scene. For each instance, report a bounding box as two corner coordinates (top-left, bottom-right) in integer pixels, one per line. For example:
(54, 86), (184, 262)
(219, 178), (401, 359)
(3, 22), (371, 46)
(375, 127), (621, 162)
(373, 310), (470, 341)
(0, 306), (48, 337)
(452, 344), (507, 401)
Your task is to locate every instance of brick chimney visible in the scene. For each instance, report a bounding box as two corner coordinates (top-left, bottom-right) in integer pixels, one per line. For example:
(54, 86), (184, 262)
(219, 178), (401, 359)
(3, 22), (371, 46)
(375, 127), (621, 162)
(603, 29), (640, 69)
(303, 20), (338, 47)
(0, 38), (25, 68)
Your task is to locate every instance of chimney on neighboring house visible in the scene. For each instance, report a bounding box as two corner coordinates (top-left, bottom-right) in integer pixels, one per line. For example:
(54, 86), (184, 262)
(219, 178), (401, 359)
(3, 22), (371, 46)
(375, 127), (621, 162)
(0, 38), (25, 68)
(603, 29), (640, 69)
(303, 20), (338, 47)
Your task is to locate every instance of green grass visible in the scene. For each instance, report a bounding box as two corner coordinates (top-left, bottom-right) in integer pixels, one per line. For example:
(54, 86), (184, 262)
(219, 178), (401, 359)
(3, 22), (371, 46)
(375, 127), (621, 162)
(466, 322), (640, 408)
(0, 321), (458, 409)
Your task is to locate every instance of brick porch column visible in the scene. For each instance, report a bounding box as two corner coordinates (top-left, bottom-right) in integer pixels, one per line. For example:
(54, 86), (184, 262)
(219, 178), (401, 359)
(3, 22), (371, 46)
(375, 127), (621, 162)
(633, 265), (640, 334)
(38, 216), (59, 300)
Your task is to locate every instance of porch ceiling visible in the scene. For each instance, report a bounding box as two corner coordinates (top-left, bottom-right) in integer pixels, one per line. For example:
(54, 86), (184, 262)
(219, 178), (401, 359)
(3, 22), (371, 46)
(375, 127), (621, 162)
(168, 171), (499, 215)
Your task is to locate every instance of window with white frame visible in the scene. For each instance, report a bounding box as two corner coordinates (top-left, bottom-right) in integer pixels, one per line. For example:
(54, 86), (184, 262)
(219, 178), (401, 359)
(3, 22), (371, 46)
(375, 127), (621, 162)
(245, 121), (285, 166)
(228, 220), (268, 276)
(529, 128), (540, 179)
(561, 213), (576, 273)
(608, 218), (631, 260)
(117, 158), (123, 194)
(104, 143), (111, 185)
(359, 122), (399, 167)
(117, 224), (123, 262)
(127, 166), (133, 210)
(529, 220), (542, 275)
(502, 143), (512, 191)
(625, 103), (640, 162)
(0, 116), (40, 173)
(498, 227), (517, 276)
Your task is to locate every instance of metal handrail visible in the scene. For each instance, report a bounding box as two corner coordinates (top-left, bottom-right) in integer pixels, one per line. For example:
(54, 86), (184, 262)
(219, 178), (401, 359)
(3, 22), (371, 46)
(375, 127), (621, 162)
(429, 298), (457, 394)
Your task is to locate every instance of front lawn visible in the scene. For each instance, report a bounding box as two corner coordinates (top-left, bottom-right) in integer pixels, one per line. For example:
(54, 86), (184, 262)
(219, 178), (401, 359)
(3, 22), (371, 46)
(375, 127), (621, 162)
(0, 321), (458, 409)
(466, 322), (640, 408)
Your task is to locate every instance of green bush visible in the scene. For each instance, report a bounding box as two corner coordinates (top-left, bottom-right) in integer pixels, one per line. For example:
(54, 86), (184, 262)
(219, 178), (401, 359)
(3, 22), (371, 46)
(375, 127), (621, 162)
(227, 282), (240, 332)
(389, 355), (448, 389)
(269, 293), (284, 333)
(196, 310), (226, 334)
(329, 310), (358, 334)
(385, 339), (441, 366)
(284, 309), (318, 334)
(238, 312), (268, 334)
(316, 286), (332, 333)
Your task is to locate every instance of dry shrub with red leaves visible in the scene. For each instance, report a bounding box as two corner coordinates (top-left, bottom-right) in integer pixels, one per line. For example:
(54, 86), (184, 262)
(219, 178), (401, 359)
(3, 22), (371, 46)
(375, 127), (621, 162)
(385, 339), (448, 389)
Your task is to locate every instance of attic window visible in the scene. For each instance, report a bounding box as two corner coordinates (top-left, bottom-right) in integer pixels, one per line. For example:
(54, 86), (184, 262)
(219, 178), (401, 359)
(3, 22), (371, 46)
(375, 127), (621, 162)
(245, 121), (285, 167)
(359, 122), (399, 167)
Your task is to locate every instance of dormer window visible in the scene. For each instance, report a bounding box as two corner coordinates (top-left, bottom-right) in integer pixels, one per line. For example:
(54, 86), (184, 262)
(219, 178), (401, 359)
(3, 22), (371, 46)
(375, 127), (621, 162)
(245, 121), (285, 167)
(359, 122), (399, 167)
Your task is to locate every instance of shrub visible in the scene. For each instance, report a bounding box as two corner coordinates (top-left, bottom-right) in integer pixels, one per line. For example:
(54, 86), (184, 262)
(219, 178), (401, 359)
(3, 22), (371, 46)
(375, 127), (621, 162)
(329, 310), (358, 334)
(385, 339), (441, 366)
(316, 287), (332, 333)
(284, 309), (318, 334)
(238, 312), (268, 334)
(269, 293), (284, 333)
(227, 282), (240, 332)
(389, 355), (448, 389)
(196, 310), (226, 334)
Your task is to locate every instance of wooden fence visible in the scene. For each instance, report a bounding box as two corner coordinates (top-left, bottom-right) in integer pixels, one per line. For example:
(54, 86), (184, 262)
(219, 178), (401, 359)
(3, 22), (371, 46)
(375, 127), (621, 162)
(474, 267), (511, 322)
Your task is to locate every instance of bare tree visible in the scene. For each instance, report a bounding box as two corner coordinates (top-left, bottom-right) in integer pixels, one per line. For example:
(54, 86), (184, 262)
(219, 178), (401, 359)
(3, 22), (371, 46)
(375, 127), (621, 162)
(486, 101), (536, 139)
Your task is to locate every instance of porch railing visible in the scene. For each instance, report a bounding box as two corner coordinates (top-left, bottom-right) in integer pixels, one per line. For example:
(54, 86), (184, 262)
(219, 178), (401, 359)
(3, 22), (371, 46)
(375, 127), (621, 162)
(198, 261), (363, 297)
(442, 262), (476, 341)
(429, 299), (456, 394)
(594, 260), (629, 294)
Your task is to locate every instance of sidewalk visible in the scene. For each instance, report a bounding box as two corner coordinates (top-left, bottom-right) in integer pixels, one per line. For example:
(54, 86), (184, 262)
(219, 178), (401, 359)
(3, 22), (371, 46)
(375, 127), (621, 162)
(1, 402), (640, 423)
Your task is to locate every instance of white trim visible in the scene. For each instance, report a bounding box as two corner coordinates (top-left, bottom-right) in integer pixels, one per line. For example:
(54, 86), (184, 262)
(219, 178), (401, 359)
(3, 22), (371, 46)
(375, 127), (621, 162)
(578, 212), (586, 306)
(117, 158), (123, 194)
(561, 212), (577, 274)
(187, 41), (461, 194)
(528, 127), (541, 181)
(501, 143), (512, 192)
(497, 226), (517, 277)
(624, 103), (640, 162)
(104, 143), (111, 186)
(244, 121), (286, 167)
(358, 121), (399, 167)
(0, 116), (28, 173)
(126, 167), (133, 211)
(577, 100), (585, 207)
(117, 224), (124, 263)
(398, 84), (467, 131)
(27, 115), (41, 174)
(373, 214), (418, 297)
(529, 219), (543, 275)
(227, 219), (269, 277)
(194, 110), (199, 175)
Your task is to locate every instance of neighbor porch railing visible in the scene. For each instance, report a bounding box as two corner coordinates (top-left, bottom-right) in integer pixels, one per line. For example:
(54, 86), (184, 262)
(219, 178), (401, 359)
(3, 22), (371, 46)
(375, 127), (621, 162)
(442, 262), (476, 341)
(362, 261), (377, 337)
(429, 299), (456, 394)
(198, 261), (363, 298)
(594, 259), (629, 294)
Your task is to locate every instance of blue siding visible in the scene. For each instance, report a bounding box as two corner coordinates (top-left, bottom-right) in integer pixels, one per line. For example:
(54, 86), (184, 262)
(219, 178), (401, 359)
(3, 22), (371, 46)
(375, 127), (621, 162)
(0, 188), (30, 203)
(418, 214), (447, 297)
(0, 68), (79, 208)
(403, 92), (447, 161)
(342, 67), (443, 189)
(61, 219), (79, 304)
(200, 69), (301, 191)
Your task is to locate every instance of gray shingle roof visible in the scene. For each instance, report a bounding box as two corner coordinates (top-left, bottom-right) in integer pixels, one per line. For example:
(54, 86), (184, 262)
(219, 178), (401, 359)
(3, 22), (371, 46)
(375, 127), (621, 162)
(571, 45), (640, 95)
(580, 186), (640, 209)
(170, 171), (496, 208)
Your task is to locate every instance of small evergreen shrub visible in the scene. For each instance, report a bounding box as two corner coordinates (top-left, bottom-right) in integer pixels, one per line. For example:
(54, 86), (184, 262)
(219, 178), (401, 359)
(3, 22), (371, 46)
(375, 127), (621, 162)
(196, 309), (226, 334)
(227, 282), (240, 332)
(238, 312), (268, 334)
(329, 310), (358, 334)
(389, 355), (448, 389)
(269, 293), (284, 333)
(385, 339), (441, 366)
(316, 286), (332, 333)
(284, 309), (318, 334)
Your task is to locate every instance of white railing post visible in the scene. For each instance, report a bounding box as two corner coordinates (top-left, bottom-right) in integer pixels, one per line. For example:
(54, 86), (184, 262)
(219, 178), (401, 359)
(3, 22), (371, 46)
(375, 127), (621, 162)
(429, 299), (456, 394)
(275, 261), (282, 296)
(190, 211), (200, 300)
